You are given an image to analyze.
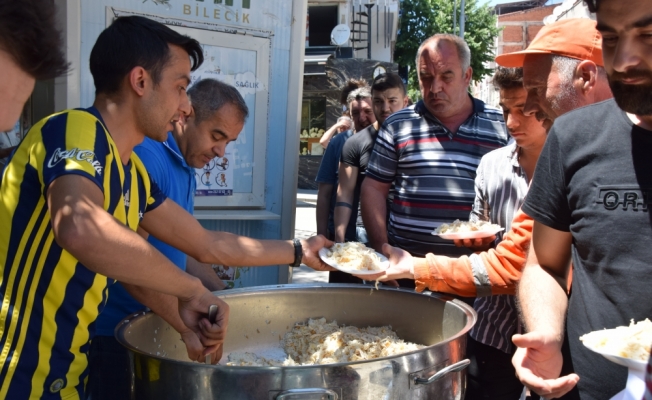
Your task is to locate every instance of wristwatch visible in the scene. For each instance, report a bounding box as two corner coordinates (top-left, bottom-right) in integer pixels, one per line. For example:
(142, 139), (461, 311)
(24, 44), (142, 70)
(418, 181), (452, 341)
(290, 238), (303, 267)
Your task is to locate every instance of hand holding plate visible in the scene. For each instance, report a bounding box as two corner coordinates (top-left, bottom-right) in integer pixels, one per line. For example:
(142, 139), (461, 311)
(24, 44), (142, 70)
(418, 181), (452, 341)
(302, 235), (337, 272)
(353, 244), (414, 281)
(453, 235), (496, 249)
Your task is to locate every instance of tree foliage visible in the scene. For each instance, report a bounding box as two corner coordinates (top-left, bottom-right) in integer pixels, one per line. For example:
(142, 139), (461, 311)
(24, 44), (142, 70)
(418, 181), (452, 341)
(395, 0), (500, 99)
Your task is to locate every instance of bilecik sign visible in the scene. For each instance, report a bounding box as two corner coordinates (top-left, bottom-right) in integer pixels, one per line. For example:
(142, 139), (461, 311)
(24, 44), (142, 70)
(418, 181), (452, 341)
(183, 0), (252, 24)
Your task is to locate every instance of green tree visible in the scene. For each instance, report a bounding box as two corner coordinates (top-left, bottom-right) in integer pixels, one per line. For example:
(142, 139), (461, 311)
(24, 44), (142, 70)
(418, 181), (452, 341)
(395, 0), (500, 100)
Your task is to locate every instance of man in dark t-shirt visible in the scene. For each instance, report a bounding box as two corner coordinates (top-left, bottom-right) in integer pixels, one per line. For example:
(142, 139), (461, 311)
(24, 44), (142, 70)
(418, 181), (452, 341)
(331, 73), (409, 284)
(511, 1), (652, 399)
(334, 73), (409, 243)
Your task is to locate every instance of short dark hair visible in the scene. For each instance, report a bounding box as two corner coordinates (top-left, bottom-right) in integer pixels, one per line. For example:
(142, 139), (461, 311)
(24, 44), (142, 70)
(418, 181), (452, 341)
(371, 73), (406, 96)
(492, 67), (523, 91)
(188, 79), (249, 124)
(90, 16), (203, 95)
(0, 0), (69, 80)
(582, 0), (599, 12)
(339, 78), (368, 105)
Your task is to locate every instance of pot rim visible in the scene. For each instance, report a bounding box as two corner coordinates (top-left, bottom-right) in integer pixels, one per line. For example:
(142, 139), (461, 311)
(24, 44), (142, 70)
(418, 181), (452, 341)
(114, 283), (477, 370)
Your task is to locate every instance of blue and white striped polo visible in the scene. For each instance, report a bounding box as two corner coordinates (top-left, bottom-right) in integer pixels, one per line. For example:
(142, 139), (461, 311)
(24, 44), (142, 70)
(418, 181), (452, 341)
(366, 97), (508, 257)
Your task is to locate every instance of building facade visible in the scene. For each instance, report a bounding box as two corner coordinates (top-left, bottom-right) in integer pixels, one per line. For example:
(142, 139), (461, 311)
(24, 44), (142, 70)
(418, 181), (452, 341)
(298, 0), (400, 189)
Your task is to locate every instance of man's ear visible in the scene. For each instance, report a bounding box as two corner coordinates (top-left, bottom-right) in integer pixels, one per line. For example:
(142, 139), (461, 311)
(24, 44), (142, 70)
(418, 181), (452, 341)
(128, 66), (149, 97)
(576, 60), (599, 94)
(463, 67), (473, 85)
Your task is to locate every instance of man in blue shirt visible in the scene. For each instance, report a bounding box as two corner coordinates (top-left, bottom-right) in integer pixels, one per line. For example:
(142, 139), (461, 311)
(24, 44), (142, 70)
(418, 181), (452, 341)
(88, 79), (245, 399)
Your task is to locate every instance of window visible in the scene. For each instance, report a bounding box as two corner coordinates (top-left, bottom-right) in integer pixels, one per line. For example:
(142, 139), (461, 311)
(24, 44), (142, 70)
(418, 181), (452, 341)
(299, 98), (326, 156)
(307, 5), (338, 47)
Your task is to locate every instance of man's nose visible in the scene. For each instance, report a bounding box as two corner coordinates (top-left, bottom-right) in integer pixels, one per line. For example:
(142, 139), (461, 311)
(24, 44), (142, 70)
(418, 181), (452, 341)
(179, 90), (191, 116)
(430, 77), (442, 94)
(523, 93), (538, 117)
(506, 113), (520, 130)
(611, 36), (642, 74)
(213, 143), (226, 158)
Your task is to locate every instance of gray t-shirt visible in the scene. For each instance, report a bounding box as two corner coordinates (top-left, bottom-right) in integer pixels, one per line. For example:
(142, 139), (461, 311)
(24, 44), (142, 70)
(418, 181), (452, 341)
(522, 99), (652, 400)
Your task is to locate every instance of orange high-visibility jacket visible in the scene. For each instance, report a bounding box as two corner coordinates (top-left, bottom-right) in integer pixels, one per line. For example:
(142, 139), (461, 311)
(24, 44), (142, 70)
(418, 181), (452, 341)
(414, 208), (532, 297)
(413, 209), (572, 297)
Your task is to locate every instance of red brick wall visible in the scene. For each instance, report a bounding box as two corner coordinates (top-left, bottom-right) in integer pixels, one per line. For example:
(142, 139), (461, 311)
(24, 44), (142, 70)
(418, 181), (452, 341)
(502, 44), (525, 54)
(502, 25), (524, 43)
(497, 5), (555, 55)
(527, 25), (544, 42)
(499, 5), (556, 22)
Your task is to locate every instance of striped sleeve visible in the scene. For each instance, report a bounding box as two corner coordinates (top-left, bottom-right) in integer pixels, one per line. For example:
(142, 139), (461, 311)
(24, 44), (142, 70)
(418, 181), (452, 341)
(131, 153), (167, 214)
(365, 124), (397, 183)
(40, 111), (111, 193)
(413, 207), (533, 297)
(146, 177), (166, 212)
(470, 155), (490, 223)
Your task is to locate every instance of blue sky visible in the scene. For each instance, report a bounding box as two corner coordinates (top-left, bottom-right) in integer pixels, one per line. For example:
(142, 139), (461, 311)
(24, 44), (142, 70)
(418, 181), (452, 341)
(482, 0), (563, 6)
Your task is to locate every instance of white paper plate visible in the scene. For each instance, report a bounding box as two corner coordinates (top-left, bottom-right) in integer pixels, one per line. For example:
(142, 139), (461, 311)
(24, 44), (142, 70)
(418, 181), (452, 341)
(318, 246), (389, 276)
(433, 227), (504, 240)
(582, 342), (648, 372)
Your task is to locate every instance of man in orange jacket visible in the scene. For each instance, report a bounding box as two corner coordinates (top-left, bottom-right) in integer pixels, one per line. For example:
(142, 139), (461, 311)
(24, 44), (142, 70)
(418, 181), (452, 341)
(364, 19), (612, 298)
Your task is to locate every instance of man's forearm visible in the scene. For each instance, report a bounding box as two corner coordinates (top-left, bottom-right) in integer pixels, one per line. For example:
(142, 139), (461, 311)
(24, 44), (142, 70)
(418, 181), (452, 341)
(319, 125), (339, 148)
(517, 263), (568, 342)
(334, 167), (357, 242)
(199, 231), (297, 267)
(517, 221), (573, 342)
(123, 283), (189, 334)
(49, 177), (205, 301)
(186, 256), (227, 291)
(333, 206), (352, 242)
(413, 209), (534, 296)
(316, 183), (333, 237)
(360, 182), (389, 252)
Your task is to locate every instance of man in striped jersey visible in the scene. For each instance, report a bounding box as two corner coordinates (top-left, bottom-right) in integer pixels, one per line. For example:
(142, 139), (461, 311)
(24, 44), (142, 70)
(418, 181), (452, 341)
(361, 34), (508, 263)
(0, 16), (332, 399)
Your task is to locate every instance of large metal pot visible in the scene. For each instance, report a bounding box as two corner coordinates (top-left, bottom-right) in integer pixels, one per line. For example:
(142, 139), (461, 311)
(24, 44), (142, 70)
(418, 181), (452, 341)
(115, 284), (476, 400)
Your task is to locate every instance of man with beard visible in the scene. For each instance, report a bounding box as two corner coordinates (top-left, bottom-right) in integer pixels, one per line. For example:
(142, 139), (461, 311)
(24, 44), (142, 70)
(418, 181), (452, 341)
(361, 19), (611, 398)
(361, 34), (507, 266)
(511, 1), (652, 398)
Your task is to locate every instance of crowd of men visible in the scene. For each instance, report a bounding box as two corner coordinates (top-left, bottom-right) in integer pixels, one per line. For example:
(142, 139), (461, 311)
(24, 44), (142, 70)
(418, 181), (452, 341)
(1, 0), (651, 398)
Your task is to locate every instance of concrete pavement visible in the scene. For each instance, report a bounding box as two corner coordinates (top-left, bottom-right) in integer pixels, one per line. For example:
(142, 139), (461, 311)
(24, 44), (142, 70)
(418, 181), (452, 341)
(291, 190), (328, 284)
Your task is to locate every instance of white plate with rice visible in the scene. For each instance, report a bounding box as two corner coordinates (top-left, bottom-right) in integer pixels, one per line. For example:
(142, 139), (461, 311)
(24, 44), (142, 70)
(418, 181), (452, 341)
(580, 319), (652, 372)
(318, 242), (389, 275)
(432, 219), (504, 240)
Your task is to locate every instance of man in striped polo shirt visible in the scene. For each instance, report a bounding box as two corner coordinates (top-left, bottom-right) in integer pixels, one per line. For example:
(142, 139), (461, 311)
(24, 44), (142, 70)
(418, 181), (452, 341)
(361, 34), (508, 261)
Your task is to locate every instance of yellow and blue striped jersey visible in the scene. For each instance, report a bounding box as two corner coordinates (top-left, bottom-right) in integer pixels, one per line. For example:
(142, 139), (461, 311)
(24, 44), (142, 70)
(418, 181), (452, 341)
(0, 107), (165, 399)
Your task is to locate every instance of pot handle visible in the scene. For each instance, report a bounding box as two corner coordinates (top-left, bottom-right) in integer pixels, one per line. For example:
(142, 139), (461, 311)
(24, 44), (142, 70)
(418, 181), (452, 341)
(414, 359), (471, 386)
(275, 388), (339, 400)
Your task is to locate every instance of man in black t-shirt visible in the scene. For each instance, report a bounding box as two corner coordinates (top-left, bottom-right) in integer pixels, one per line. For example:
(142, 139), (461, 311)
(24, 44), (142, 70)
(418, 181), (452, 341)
(507, 1), (652, 399)
(329, 73), (408, 284)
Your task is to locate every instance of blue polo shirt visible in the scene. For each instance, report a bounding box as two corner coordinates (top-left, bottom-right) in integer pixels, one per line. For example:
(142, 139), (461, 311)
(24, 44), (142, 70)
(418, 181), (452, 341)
(95, 132), (196, 337)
